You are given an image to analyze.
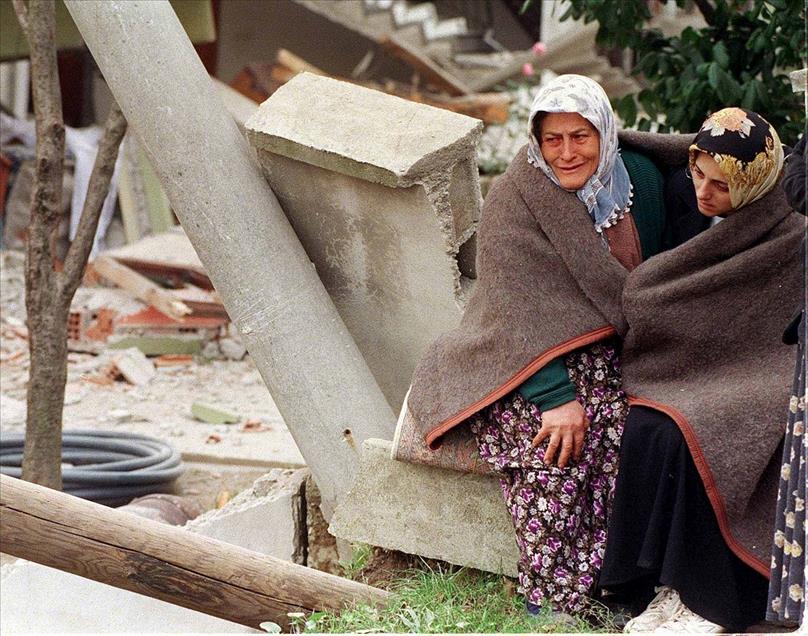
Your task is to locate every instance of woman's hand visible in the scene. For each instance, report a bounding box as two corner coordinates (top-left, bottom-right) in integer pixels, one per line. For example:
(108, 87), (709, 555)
(531, 400), (589, 468)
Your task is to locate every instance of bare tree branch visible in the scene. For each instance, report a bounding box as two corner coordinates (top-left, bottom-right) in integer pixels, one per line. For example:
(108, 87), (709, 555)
(12, 0), (31, 35)
(59, 104), (127, 299)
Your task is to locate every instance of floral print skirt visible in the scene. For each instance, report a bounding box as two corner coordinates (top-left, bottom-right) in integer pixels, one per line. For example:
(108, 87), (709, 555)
(767, 339), (806, 626)
(470, 342), (628, 614)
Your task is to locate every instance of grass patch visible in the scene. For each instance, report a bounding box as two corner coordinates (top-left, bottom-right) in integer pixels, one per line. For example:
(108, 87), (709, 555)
(290, 558), (616, 633)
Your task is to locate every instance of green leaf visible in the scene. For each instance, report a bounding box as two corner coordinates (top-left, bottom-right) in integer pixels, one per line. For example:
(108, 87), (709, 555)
(638, 89), (658, 119)
(741, 82), (757, 110)
(712, 41), (730, 69)
(707, 62), (721, 89)
(617, 95), (638, 126)
(519, 0), (533, 15)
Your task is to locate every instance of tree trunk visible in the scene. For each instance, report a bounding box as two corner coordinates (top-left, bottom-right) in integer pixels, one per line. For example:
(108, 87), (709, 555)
(18, 0), (67, 490)
(22, 303), (70, 489)
(14, 0), (127, 489)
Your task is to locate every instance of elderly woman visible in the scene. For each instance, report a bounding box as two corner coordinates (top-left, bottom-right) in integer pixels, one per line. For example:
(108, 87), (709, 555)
(406, 74), (673, 615)
(599, 109), (804, 633)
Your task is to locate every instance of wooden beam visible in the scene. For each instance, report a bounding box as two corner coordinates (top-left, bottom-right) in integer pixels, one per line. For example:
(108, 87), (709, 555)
(0, 474), (390, 630)
(93, 255), (192, 320)
(276, 48), (327, 77)
(377, 35), (470, 96)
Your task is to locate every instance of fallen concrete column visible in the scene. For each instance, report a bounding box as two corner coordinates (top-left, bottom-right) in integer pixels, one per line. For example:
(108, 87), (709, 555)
(329, 439), (519, 577)
(246, 73), (483, 409)
(64, 0), (396, 514)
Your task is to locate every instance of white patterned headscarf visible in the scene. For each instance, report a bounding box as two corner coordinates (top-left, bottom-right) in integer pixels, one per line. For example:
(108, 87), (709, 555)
(527, 74), (632, 232)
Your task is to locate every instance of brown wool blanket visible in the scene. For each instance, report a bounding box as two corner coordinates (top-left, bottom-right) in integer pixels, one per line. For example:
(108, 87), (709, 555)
(620, 184), (804, 575)
(407, 131), (693, 448)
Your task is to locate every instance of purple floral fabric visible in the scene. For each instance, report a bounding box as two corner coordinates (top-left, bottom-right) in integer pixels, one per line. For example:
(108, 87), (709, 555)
(470, 342), (627, 613)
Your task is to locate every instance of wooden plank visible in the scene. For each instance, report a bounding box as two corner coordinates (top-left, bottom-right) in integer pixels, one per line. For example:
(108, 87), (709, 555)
(0, 474), (389, 630)
(377, 35), (470, 96)
(93, 255), (191, 320)
(276, 49), (328, 76)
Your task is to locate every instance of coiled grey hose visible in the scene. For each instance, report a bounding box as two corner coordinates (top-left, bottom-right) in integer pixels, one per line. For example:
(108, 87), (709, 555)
(0, 430), (184, 506)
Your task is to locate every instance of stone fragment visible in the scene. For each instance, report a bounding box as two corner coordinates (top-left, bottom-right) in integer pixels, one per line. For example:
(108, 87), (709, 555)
(111, 347), (155, 385)
(186, 468), (309, 564)
(219, 337), (247, 361)
(191, 401), (240, 425)
(329, 438), (519, 577)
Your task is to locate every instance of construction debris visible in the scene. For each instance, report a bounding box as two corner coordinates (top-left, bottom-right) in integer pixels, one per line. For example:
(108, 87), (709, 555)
(192, 401), (240, 425)
(110, 347), (156, 385)
(93, 255), (192, 320)
(230, 48), (510, 125)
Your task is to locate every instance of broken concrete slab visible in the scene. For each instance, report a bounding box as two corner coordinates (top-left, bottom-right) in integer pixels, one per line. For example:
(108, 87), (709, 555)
(329, 438), (519, 577)
(246, 73), (483, 409)
(0, 560), (256, 633)
(185, 468), (308, 564)
(246, 73), (482, 188)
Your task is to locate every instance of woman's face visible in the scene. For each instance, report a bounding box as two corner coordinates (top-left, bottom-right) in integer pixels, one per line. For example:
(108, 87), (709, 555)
(691, 152), (734, 216)
(538, 112), (600, 190)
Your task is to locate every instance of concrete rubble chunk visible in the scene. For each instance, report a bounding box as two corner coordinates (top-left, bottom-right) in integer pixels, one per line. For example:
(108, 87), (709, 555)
(111, 347), (156, 385)
(191, 401), (241, 425)
(246, 73), (483, 409)
(185, 468), (309, 564)
(245, 73), (483, 188)
(329, 439), (519, 577)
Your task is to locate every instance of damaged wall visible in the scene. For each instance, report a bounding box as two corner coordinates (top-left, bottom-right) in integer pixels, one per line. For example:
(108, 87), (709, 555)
(246, 73), (483, 410)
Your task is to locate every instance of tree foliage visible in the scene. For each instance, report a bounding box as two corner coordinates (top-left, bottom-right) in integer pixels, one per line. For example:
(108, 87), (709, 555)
(537, 0), (805, 143)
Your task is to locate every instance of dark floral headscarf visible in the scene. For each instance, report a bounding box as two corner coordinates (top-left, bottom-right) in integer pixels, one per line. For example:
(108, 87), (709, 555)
(689, 107), (784, 210)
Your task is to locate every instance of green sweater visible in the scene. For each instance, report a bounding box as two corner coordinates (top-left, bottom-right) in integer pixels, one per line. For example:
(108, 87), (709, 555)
(518, 148), (666, 411)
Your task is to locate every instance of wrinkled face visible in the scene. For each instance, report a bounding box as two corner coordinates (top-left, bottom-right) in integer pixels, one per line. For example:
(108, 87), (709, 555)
(691, 152), (734, 217)
(539, 112), (600, 190)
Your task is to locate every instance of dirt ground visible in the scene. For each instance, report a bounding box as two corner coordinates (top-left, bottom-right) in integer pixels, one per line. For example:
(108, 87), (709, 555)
(0, 249), (305, 510)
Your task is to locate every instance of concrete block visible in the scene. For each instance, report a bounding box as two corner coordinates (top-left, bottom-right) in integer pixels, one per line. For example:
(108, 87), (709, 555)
(246, 74), (483, 409)
(329, 439), (519, 577)
(185, 468), (308, 564)
(0, 560), (256, 633)
(111, 347), (155, 385)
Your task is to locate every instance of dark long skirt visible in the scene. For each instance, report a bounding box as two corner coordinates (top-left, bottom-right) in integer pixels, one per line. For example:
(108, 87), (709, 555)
(599, 406), (768, 632)
(470, 342), (627, 614)
(766, 338), (806, 626)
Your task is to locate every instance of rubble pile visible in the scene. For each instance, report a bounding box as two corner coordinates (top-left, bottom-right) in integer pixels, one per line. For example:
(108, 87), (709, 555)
(0, 236), (304, 471)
